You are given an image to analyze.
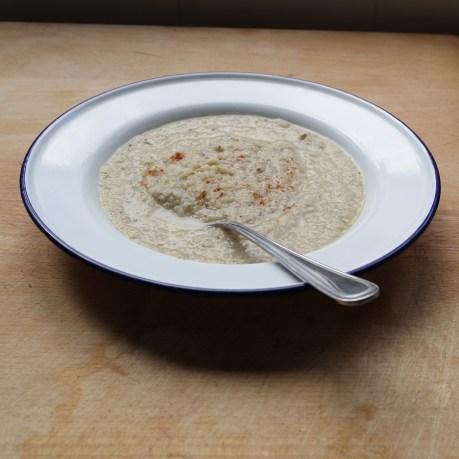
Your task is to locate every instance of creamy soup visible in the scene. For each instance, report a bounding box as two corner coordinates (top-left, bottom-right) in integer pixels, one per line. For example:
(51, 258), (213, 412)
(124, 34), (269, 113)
(99, 115), (364, 263)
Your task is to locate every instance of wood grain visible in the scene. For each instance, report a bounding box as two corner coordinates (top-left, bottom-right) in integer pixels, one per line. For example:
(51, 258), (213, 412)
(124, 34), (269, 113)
(0, 22), (458, 459)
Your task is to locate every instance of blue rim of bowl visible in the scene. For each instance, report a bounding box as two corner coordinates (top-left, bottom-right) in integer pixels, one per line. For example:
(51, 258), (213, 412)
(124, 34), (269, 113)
(19, 72), (441, 294)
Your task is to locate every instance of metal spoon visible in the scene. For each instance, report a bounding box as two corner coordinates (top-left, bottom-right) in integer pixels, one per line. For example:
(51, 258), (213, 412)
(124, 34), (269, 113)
(209, 220), (379, 306)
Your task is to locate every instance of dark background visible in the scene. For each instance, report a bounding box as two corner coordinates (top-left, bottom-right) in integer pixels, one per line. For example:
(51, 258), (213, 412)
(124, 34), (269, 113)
(3, 0), (459, 33)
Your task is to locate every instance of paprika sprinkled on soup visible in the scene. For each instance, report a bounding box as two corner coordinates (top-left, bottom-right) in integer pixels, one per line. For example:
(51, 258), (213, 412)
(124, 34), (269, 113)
(99, 115), (364, 263)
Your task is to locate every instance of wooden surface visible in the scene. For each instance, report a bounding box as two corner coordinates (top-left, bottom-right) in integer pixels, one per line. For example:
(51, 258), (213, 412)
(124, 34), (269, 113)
(1, 22), (458, 458)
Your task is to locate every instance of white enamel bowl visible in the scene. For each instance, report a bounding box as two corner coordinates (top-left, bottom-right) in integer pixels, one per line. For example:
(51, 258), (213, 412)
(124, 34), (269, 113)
(20, 73), (440, 292)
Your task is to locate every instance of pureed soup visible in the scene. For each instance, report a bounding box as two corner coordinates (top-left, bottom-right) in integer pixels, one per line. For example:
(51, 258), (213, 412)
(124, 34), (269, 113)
(99, 115), (365, 263)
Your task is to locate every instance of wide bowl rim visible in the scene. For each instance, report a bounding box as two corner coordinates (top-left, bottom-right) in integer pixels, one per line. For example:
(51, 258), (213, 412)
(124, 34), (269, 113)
(19, 72), (441, 293)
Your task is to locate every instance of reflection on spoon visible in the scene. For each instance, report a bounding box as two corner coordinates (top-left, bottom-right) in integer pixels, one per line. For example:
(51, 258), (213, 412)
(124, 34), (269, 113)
(209, 220), (380, 306)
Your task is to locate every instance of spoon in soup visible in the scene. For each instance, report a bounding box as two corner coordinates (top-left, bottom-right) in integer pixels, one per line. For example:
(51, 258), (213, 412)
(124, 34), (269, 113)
(209, 220), (380, 306)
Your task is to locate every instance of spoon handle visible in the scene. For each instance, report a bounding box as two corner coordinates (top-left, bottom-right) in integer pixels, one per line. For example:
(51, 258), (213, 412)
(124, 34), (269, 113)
(212, 221), (379, 306)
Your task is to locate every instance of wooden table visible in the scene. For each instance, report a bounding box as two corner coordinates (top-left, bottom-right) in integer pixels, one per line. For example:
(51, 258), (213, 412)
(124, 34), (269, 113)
(1, 22), (458, 458)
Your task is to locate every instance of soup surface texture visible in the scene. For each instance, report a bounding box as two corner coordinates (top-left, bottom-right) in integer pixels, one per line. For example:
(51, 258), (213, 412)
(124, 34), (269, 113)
(99, 115), (364, 263)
